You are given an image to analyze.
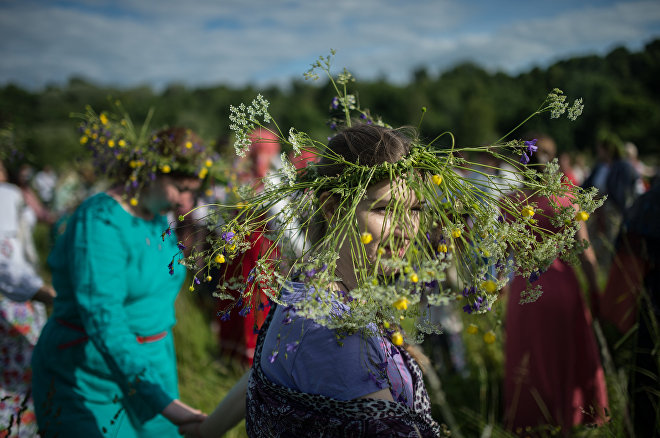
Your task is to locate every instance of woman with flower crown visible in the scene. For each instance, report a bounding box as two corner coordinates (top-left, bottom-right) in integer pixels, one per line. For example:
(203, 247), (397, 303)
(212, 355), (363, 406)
(30, 123), (210, 437)
(182, 123), (444, 437)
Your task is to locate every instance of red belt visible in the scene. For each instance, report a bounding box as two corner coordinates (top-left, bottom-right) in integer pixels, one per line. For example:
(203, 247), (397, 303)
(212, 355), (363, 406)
(56, 319), (167, 350)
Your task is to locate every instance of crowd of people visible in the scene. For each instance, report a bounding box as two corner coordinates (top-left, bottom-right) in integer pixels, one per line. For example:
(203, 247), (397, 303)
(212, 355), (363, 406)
(1, 110), (658, 438)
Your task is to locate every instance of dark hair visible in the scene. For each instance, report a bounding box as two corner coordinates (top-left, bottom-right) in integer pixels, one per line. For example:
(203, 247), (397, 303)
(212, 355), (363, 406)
(317, 124), (412, 177)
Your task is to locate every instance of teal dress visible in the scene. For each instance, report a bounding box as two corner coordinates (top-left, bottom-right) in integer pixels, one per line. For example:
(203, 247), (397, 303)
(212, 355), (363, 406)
(31, 193), (186, 437)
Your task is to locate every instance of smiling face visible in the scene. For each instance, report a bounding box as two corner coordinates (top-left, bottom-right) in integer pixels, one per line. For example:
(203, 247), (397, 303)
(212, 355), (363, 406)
(356, 179), (422, 265)
(325, 178), (422, 286)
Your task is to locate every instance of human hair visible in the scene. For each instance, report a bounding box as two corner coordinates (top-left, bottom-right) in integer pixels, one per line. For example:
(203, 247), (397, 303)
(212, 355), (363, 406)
(149, 127), (206, 179)
(310, 124), (414, 243)
(317, 124), (412, 177)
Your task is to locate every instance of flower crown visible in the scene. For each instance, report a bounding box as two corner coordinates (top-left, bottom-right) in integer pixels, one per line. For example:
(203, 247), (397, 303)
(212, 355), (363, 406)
(176, 51), (601, 344)
(75, 102), (222, 205)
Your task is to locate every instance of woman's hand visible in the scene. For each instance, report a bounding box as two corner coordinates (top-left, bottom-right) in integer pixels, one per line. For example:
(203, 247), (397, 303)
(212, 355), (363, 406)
(162, 399), (206, 426)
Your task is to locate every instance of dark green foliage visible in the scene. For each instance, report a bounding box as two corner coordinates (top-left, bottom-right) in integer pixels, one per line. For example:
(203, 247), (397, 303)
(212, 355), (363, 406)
(2, 39), (659, 170)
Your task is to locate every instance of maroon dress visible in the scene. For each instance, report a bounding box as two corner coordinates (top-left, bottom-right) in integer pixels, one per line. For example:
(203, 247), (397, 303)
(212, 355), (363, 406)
(503, 195), (608, 435)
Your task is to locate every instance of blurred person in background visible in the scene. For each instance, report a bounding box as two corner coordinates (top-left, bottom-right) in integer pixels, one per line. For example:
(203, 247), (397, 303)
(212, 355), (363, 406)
(33, 164), (58, 208)
(503, 135), (608, 436)
(600, 178), (660, 437)
(582, 133), (640, 269)
(0, 157), (56, 437)
(30, 127), (207, 437)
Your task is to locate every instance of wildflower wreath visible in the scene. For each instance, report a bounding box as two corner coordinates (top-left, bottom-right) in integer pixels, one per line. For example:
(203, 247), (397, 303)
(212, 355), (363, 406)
(176, 51), (602, 345)
(75, 101), (223, 206)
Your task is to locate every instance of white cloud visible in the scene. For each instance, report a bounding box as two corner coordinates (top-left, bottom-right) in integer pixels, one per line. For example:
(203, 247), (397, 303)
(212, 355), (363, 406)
(0, 0), (658, 90)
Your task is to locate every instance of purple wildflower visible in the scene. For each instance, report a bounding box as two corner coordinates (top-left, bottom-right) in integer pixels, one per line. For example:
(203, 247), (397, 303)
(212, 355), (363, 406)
(168, 261), (174, 276)
(177, 242), (186, 250)
(359, 113), (367, 119)
(239, 306), (251, 317)
(331, 97), (339, 109)
(219, 312), (231, 321)
(330, 122), (337, 130)
(520, 152), (530, 165)
(525, 139), (538, 154)
(194, 276), (201, 285)
(529, 270), (541, 283)
(268, 351), (279, 363)
(463, 304), (473, 314)
(221, 231), (235, 242)
(282, 315), (293, 325)
(285, 342), (299, 353)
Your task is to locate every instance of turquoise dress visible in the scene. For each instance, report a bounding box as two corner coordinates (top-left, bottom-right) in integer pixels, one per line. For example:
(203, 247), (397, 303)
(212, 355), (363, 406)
(31, 193), (186, 437)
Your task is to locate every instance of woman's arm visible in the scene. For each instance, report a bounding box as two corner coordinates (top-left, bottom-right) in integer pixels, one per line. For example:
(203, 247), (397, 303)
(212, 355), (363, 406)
(179, 370), (250, 438)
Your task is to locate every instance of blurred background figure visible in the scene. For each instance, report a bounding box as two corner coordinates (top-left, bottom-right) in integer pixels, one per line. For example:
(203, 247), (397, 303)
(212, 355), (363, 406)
(624, 141), (654, 194)
(558, 152), (580, 186)
(0, 158), (56, 437)
(600, 179), (660, 437)
(214, 128), (281, 366)
(503, 135), (608, 436)
(582, 133), (640, 269)
(33, 164), (58, 208)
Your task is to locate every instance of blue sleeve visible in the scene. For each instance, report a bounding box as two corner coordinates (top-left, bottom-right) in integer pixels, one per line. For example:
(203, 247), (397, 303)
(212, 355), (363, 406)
(69, 202), (173, 422)
(289, 325), (389, 400)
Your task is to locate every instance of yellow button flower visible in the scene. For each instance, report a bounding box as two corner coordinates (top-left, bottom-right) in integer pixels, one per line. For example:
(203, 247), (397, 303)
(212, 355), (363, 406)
(481, 280), (497, 294)
(452, 229), (462, 239)
(99, 113), (108, 125)
(576, 211), (589, 221)
(437, 243), (448, 253)
(391, 331), (404, 346)
(409, 273), (419, 283)
(432, 174), (443, 185)
(185, 141), (193, 149)
(198, 167), (208, 179)
(466, 323), (478, 335)
(107, 139), (115, 148)
(80, 135), (88, 145)
(189, 285), (195, 292)
(129, 198), (138, 206)
(521, 206), (535, 218)
(383, 321), (390, 329)
(214, 254), (226, 264)
(205, 159), (213, 167)
(483, 330), (496, 344)
(161, 164), (171, 173)
(118, 139), (126, 147)
(206, 275), (212, 282)
(360, 232), (373, 244)
(392, 297), (409, 310)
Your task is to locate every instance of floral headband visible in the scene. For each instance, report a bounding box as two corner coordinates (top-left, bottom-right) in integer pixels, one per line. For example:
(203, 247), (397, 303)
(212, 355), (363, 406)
(75, 102), (222, 206)
(175, 51), (601, 345)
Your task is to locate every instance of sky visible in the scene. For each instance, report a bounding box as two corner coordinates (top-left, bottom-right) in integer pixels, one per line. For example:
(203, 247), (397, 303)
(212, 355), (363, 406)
(1, 0), (660, 91)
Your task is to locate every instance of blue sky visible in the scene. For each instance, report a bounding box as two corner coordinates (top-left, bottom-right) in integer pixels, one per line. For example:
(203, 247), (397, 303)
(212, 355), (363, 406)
(1, 0), (659, 91)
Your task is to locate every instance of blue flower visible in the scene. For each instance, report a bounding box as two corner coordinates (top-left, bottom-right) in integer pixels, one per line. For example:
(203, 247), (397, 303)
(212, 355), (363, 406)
(268, 351), (279, 363)
(194, 276), (201, 285)
(177, 242), (186, 250)
(168, 261), (174, 276)
(239, 306), (251, 317)
(285, 342), (299, 353)
(463, 304), (473, 314)
(525, 139), (538, 154)
(520, 152), (530, 165)
(331, 97), (339, 109)
(221, 231), (235, 242)
(219, 312), (231, 321)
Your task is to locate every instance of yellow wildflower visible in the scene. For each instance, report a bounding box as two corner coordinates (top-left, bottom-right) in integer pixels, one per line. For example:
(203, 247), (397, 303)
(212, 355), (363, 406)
(185, 141), (193, 149)
(198, 167), (208, 179)
(205, 188), (213, 197)
(99, 113), (108, 125)
(161, 164), (171, 173)
(576, 211), (589, 221)
(377, 248), (385, 256)
(107, 139), (115, 148)
(452, 229), (462, 239)
(466, 323), (478, 335)
(391, 331), (404, 346)
(521, 206), (535, 218)
(482, 280), (497, 294)
(118, 139), (126, 147)
(437, 243), (448, 253)
(371, 278), (379, 286)
(80, 136), (88, 145)
(432, 174), (443, 185)
(392, 297), (409, 310)
(483, 330), (496, 344)
(129, 198), (138, 207)
(214, 254), (226, 264)
(205, 158), (213, 167)
(410, 273), (419, 283)
(383, 321), (390, 329)
(189, 285), (195, 292)
(206, 275), (212, 282)
(360, 232), (373, 244)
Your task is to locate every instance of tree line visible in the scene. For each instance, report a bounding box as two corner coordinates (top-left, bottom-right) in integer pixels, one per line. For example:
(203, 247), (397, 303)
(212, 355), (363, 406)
(1, 38), (659, 170)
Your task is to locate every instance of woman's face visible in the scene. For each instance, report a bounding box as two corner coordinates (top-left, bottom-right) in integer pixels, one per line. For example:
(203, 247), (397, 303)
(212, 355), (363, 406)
(142, 175), (201, 216)
(352, 179), (422, 268)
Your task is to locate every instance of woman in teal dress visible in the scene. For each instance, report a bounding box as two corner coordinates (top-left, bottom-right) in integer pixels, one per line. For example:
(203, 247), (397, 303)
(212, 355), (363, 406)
(31, 124), (211, 437)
